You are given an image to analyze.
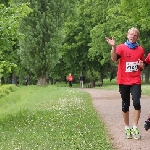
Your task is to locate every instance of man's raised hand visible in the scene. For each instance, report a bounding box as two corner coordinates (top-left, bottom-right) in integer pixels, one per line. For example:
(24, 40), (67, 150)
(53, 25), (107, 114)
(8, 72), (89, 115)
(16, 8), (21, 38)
(105, 37), (116, 46)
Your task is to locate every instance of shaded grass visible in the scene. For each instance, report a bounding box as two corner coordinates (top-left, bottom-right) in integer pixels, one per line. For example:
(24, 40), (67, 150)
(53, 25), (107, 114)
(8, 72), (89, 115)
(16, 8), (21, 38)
(0, 85), (115, 150)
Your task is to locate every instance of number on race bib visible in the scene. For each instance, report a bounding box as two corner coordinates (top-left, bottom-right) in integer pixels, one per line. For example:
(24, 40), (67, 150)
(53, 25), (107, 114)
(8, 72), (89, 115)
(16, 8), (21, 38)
(125, 62), (138, 72)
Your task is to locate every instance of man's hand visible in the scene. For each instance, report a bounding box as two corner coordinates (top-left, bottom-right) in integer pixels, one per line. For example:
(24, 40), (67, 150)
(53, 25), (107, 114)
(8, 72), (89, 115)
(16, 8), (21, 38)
(105, 37), (116, 46)
(106, 37), (117, 61)
(137, 59), (145, 69)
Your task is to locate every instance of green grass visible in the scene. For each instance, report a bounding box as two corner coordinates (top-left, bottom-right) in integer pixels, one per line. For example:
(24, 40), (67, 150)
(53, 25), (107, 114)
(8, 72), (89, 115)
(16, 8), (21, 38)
(95, 79), (150, 93)
(0, 85), (115, 150)
(1, 80), (150, 150)
(141, 84), (150, 96)
(97, 79), (118, 90)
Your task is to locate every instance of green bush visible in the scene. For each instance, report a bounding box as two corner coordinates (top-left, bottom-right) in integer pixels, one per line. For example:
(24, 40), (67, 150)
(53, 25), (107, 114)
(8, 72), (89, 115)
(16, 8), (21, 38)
(0, 84), (17, 98)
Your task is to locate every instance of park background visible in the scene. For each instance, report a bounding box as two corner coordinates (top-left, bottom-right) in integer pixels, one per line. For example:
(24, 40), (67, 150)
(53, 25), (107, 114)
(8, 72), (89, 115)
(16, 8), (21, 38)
(1, 0), (150, 86)
(1, 1), (150, 149)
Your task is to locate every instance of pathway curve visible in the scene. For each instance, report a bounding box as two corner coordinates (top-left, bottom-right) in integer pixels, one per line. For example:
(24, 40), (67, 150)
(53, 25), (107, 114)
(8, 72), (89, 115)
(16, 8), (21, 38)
(82, 88), (150, 150)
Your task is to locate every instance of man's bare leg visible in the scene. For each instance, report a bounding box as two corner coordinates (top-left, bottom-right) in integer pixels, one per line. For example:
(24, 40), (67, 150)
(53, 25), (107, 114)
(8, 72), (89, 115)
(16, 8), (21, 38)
(123, 111), (132, 139)
(132, 109), (141, 139)
(122, 111), (129, 126)
(133, 109), (141, 126)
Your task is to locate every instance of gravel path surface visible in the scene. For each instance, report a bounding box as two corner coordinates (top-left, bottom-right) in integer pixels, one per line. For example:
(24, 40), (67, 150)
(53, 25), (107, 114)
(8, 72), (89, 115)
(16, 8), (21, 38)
(82, 88), (150, 150)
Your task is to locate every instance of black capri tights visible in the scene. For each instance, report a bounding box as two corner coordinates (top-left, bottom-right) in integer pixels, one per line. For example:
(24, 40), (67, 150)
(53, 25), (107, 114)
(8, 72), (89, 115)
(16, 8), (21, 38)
(119, 84), (141, 113)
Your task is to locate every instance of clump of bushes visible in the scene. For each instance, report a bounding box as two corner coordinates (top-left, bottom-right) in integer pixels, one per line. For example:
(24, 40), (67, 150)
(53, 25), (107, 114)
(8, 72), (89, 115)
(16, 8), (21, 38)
(0, 84), (17, 98)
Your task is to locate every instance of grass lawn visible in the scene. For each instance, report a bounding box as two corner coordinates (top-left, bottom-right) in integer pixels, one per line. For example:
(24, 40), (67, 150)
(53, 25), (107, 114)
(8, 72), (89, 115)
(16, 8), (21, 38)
(1, 80), (150, 150)
(0, 85), (115, 150)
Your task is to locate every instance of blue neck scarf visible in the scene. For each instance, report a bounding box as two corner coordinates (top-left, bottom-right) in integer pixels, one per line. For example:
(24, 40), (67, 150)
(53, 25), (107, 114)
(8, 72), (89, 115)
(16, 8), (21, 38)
(125, 40), (138, 49)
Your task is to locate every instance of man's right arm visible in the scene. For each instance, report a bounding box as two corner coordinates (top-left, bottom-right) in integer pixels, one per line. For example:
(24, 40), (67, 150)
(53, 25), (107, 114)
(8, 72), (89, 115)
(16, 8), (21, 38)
(105, 37), (117, 61)
(111, 45), (117, 61)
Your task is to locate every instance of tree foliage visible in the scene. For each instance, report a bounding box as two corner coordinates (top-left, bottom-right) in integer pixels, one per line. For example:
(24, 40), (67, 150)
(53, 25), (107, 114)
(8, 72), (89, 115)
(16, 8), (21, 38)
(16, 0), (76, 85)
(2, 0), (150, 84)
(0, 1), (32, 81)
(89, 0), (150, 82)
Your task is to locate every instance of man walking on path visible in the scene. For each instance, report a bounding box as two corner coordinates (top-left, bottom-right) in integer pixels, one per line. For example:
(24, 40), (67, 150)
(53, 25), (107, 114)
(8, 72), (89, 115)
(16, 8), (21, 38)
(105, 27), (144, 139)
(79, 72), (85, 88)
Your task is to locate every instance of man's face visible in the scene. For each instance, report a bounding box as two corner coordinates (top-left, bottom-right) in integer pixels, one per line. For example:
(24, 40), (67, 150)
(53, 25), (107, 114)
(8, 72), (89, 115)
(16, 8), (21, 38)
(127, 30), (139, 43)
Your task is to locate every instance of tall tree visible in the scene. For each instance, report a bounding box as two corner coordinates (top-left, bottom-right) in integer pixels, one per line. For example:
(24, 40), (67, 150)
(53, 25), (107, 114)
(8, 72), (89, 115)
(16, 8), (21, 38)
(16, 0), (76, 85)
(0, 1), (31, 83)
(80, 0), (117, 83)
(62, 0), (109, 82)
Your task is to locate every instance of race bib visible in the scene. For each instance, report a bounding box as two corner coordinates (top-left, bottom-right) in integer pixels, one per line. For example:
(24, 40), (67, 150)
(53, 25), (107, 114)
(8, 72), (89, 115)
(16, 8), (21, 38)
(125, 62), (138, 72)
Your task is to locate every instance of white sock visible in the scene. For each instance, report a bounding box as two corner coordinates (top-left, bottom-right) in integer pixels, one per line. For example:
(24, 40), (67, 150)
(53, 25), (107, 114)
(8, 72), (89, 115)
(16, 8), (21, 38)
(125, 126), (130, 130)
(133, 126), (137, 129)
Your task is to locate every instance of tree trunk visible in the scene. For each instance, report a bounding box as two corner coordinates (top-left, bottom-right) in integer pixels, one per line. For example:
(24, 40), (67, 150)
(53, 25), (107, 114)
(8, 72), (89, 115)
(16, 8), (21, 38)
(8, 74), (13, 84)
(99, 71), (103, 86)
(1, 77), (5, 85)
(37, 75), (47, 85)
(50, 78), (56, 84)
